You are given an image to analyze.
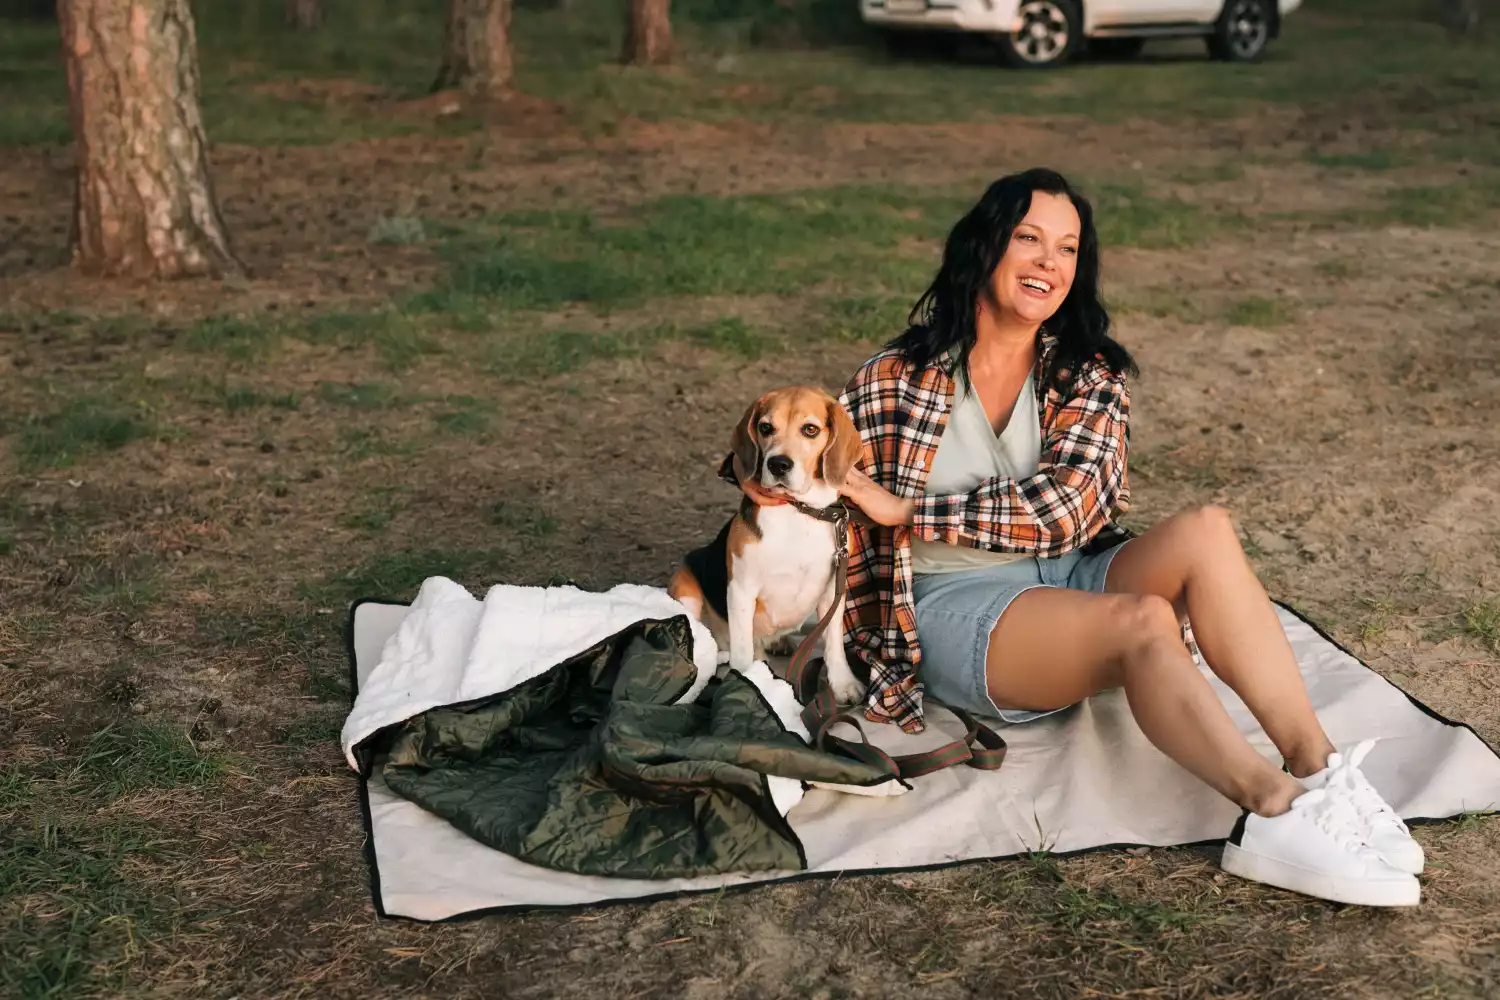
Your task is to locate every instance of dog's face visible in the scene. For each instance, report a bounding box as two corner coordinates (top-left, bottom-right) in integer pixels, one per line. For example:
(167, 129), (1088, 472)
(730, 386), (860, 498)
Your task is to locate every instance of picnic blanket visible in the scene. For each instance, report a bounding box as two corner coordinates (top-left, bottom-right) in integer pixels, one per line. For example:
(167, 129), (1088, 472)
(343, 579), (1500, 921)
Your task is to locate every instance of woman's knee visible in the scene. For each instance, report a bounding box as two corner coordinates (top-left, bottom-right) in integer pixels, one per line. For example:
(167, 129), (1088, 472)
(1111, 593), (1185, 662)
(1182, 504), (1238, 547)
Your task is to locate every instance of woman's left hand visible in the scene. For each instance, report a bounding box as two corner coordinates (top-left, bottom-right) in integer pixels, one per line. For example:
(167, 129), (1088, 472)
(839, 468), (916, 527)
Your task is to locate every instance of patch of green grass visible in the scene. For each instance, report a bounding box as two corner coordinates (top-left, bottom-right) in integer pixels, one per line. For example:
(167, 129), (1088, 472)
(433, 407), (490, 436)
(300, 547), (503, 603)
(1048, 880), (1205, 937)
(1225, 295), (1296, 327)
(1307, 149), (1399, 172)
(1356, 598), (1399, 644)
(337, 426), (412, 461)
(18, 397), (152, 471)
(1317, 257), (1360, 280)
(184, 315), (280, 361)
(340, 509), (393, 532)
(684, 316), (768, 358)
(0, 533), (13, 557)
(1378, 180), (1500, 227)
(75, 725), (227, 799)
(368, 214), (426, 245)
(1089, 181), (1235, 250)
(0, 764), (33, 811)
(0, 822), (163, 999)
(280, 715), (344, 748)
(431, 187), (960, 312)
(818, 295), (913, 343)
(490, 499), (558, 538)
(318, 381), (396, 409)
(1112, 287), (1208, 324)
(295, 310), (442, 371)
(78, 562), (162, 616)
(216, 383), (301, 413)
(1461, 598), (1500, 648)
(1172, 161), (1249, 185)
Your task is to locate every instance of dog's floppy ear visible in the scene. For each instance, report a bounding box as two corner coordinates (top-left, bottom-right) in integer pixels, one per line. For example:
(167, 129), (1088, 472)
(731, 394), (765, 482)
(821, 395), (861, 488)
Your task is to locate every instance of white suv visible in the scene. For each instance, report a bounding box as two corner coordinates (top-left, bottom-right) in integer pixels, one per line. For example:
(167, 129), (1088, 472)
(861, 0), (1304, 67)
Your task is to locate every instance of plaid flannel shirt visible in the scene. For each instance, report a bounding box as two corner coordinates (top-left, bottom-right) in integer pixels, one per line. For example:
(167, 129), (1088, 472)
(838, 332), (1134, 733)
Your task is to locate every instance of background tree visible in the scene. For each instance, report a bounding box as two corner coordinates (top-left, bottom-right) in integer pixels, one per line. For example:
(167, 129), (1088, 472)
(433, 0), (513, 98)
(622, 0), (672, 65)
(285, 0), (324, 29)
(57, 0), (241, 279)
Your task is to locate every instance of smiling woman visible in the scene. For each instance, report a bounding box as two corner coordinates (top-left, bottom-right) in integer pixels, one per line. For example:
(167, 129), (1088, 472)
(738, 168), (1429, 909)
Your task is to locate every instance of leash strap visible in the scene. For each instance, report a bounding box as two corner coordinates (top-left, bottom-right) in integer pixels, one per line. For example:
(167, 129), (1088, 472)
(778, 492), (1007, 780)
(717, 451), (1007, 779)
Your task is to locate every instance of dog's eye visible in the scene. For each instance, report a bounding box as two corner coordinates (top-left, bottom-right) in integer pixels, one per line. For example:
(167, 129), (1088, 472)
(801, 423), (820, 438)
(757, 420), (774, 436)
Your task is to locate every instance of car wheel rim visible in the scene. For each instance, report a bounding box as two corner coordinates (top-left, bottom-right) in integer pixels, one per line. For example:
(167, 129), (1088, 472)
(1226, 0), (1268, 56)
(1012, 1), (1070, 63)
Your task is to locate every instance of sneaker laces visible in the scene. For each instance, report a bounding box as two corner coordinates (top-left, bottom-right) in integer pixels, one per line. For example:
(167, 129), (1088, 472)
(1330, 739), (1410, 833)
(1292, 787), (1378, 856)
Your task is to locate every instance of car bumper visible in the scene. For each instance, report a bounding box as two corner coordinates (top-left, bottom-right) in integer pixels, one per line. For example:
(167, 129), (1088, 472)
(1280, 0), (1304, 15)
(860, 0), (1014, 33)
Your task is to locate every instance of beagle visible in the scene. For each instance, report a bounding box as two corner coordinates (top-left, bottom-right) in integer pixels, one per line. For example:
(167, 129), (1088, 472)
(669, 386), (868, 705)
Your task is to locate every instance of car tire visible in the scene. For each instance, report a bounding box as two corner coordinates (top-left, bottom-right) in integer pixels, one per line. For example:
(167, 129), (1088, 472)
(1089, 37), (1146, 61)
(1206, 0), (1273, 62)
(996, 0), (1083, 69)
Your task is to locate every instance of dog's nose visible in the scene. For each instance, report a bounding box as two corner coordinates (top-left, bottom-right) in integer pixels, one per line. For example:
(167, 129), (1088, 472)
(766, 455), (793, 478)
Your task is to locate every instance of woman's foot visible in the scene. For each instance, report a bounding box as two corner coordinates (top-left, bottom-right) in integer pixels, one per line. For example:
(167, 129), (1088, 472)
(1302, 739), (1425, 875)
(1220, 787), (1420, 907)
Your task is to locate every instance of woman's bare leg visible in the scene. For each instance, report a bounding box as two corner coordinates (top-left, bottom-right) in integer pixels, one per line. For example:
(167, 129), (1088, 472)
(986, 587), (1306, 817)
(1104, 505), (1335, 778)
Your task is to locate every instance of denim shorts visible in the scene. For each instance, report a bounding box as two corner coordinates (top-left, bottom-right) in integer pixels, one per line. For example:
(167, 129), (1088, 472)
(911, 542), (1130, 724)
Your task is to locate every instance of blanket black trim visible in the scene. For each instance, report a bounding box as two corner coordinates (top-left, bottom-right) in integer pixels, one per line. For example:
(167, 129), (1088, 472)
(343, 595), (1499, 924)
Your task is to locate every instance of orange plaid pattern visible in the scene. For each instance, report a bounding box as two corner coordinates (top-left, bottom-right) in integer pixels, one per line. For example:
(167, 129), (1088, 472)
(838, 332), (1134, 733)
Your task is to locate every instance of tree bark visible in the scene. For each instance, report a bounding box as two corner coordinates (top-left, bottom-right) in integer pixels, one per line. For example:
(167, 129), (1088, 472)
(622, 0), (672, 65)
(57, 0), (241, 280)
(433, 0), (513, 99)
(285, 0), (324, 29)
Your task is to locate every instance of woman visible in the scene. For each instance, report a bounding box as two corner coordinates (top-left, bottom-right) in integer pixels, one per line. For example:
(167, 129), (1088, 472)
(743, 169), (1423, 908)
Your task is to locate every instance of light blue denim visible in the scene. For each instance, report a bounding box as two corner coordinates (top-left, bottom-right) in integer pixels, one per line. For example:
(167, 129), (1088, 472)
(912, 542), (1131, 724)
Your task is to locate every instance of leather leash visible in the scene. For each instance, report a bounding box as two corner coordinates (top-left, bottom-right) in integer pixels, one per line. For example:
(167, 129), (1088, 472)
(716, 453), (1006, 779)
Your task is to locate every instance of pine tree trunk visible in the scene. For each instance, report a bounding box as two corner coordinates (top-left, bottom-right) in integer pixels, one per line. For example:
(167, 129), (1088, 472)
(285, 0), (324, 29)
(622, 0), (672, 65)
(433, 0), (513, 99)
(57, 0), (241, 279)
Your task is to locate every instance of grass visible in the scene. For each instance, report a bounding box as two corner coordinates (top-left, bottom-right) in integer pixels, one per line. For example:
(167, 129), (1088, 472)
(490, 499), (559, 538)
(318, 380), (396, 409)
(1, 0), (1497, 151)
(17, 397), (153, 472)
(1225, 295), (1296, 327)
(1307, 149), (1400, 172)
(0, 822), (163, 1000)
(3, 3), (1500, 997)
(214, 382), (301, 413)
(75, 725), (228, 799)
(298, 547), (506, 603)
(1461, 598), (1500, 648)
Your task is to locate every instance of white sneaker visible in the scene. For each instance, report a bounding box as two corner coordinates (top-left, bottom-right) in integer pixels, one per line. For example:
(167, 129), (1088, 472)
(1304, 739), (1425, 875)
(1221, 787), (1420, 907)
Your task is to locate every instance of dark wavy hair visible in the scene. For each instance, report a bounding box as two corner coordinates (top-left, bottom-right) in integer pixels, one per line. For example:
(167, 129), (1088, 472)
(890, 168), (1137, 396)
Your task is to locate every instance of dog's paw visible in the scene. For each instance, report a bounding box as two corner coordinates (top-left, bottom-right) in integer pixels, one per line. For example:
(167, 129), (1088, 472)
(829, 676), (868, 707)
(762, 633), (801, 657)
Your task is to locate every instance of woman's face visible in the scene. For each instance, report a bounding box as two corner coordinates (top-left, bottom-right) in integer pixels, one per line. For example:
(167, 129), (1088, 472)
(987, 190), (1081, 328)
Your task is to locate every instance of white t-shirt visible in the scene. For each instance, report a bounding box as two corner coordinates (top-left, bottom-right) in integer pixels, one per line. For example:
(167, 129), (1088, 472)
(909, 366), (1043, 575)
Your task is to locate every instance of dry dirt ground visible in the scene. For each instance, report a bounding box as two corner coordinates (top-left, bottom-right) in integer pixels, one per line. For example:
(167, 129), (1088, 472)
(3, 54), (1500, 1000)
